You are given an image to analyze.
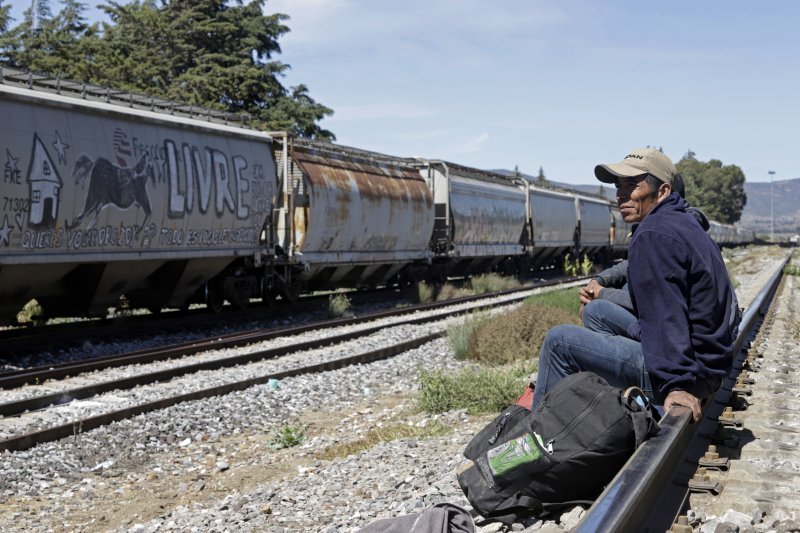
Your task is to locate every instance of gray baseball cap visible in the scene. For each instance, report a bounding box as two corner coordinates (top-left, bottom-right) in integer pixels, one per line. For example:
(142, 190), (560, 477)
(594, 147), (677, 186)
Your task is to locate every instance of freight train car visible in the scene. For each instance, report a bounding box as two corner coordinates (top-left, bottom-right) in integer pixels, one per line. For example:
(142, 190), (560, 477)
(610, 208), (632, 258)
(525, 185), (579, 268)
(417, 161), (527, 277)
(575, 193), (615, 262)
(0, 72), (277, 321)
(0, 69), (755, 324)
(270, 138), (433, 297)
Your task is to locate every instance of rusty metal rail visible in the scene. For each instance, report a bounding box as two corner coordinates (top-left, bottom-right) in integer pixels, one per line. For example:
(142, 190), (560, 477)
(0, 276), (585, 452)
(0, 288), (388, 360)
(0, 333), (441, 453)
(575, 257), (789, 533)
(0, 275), (579, 390)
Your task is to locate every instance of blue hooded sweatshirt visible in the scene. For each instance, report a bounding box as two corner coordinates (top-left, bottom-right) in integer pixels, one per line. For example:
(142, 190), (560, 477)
(626, 194), (739, 401)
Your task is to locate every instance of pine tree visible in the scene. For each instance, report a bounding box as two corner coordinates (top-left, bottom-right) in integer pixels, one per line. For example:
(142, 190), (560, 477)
(0, 0), (334, 140)
(0, 1), (12, 34)
(536, 166), (547, 184)
(92, 0), (334, 139)
(0, 0), (98, 79)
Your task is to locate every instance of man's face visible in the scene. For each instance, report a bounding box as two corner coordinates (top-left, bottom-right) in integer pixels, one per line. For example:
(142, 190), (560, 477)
(616, 176), (661, 223)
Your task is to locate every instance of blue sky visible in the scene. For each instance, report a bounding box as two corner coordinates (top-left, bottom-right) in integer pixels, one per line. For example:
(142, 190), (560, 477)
(8, 1), (799, 184)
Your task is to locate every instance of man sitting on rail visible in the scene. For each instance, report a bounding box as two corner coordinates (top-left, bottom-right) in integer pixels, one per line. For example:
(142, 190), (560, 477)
(578, 173), (713, 337)
(530, 148), (739, 421)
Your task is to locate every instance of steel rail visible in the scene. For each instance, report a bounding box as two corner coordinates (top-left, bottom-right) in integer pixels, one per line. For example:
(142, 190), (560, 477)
(576, 256), (790, 533)
(0, 275), (582, 390)
(0, 288), (391, 357)
(0, 276), (585, 420)
(0, 333), (442, 453)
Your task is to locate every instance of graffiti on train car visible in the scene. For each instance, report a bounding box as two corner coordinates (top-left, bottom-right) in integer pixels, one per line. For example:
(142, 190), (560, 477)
(164, 139), (254, 220)
(1, 127), (273, 252)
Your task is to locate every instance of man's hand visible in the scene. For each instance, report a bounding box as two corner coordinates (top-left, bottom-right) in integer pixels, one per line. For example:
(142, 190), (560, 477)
(664, 390), (702, 422)
(579, 279), (603, 305)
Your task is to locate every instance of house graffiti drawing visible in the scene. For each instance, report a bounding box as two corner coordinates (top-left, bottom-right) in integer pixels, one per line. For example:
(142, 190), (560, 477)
(27, 134), (62, 228)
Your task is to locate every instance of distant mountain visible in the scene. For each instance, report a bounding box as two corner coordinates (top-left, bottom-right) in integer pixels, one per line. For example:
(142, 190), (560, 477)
(740, 178), (800, 234)
(491, 169), (800, 234)
(491, 169), (613, 199)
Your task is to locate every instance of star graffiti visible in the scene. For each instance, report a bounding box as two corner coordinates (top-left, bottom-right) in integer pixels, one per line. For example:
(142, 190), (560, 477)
(0, 215), (12, 247)
(52, 131), (70, 165)
(5, 149), (19, 172)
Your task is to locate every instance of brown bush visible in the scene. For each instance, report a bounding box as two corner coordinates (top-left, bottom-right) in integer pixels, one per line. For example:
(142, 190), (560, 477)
(436, 283), (473, 302)
(466, 305), (580, 366)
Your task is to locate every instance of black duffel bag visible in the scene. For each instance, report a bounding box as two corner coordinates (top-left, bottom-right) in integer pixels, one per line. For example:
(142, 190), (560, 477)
(457, 371), (660, 524)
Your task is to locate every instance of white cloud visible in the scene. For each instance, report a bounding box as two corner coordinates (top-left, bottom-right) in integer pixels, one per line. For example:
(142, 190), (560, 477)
(451, 132), (490, 155)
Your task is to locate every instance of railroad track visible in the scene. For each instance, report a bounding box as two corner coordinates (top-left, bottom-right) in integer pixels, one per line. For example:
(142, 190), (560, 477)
(0, 270), (568, 363)
(576, 254), (792, 532)
(0, 274), (579, 389)
(0, 275), (585, 453)
(0, 287), (399, 361)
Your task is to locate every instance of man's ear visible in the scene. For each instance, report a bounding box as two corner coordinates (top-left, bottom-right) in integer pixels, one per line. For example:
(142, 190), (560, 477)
(657, 182), (672, 202)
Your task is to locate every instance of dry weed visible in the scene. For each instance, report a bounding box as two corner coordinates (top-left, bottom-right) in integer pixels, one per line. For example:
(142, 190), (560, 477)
(467, 305), (580, 365)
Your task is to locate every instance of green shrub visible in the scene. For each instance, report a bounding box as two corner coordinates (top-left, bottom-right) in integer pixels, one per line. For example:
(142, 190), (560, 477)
(579, 255), (594, 276)
(415, 281), (434, 304)
(562, 254), (592, 276)
(326, 291), (352, 318)
(16, 299), (44, 325)
(469, 273), (520, 294)
(418, 366), (533, 415)
(269, 423), (306, 449)
(562, 254), (577, 276)
(447, 313), (484, 359)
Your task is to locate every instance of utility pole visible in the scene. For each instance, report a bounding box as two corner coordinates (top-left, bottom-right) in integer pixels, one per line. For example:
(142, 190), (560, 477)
(769, 170), (776, 242)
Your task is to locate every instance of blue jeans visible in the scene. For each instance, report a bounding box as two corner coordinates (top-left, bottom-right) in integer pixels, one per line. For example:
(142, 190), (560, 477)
(582, 299), (637, 337)
(531, 324), (653, 411)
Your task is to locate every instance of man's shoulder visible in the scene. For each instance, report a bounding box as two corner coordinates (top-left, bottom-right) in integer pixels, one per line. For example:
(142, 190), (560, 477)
(638, 207), (699, 238)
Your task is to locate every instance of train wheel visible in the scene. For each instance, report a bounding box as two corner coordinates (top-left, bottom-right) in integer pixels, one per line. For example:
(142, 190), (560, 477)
(279, 282), (298, 304)
(230, 291), (250, 310)
(206, 279), (225, 313)
(261, 276), (276, 306)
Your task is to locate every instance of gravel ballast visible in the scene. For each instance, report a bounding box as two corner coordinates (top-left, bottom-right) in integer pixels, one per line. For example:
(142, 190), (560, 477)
(0, 248), (791, 532)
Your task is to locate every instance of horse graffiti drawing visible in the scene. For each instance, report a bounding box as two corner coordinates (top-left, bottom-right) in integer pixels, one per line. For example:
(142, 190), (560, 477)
(69, 153), (155, 231)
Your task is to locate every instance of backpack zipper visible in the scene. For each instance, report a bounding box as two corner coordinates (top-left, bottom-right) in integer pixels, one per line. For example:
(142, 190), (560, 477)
(488, 411), (513, 445)
(536, 373), (593, 415)
(541, 390), (609, 452)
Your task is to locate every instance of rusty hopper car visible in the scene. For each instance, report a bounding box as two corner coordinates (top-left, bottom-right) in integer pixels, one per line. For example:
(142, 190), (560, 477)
(418, 161), (527, 277)
(271, 139), (434, 295)
(0, 76), (276, 323)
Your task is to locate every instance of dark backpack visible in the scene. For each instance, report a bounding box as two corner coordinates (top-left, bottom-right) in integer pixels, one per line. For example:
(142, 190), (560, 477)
(457, 372), (660, 524)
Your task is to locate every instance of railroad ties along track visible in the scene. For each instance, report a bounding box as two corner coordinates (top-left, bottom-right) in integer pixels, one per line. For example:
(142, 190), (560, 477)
(0, 276), (585, 453)
(0, 248), (793, 532)
(577, 253), (798, 533)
